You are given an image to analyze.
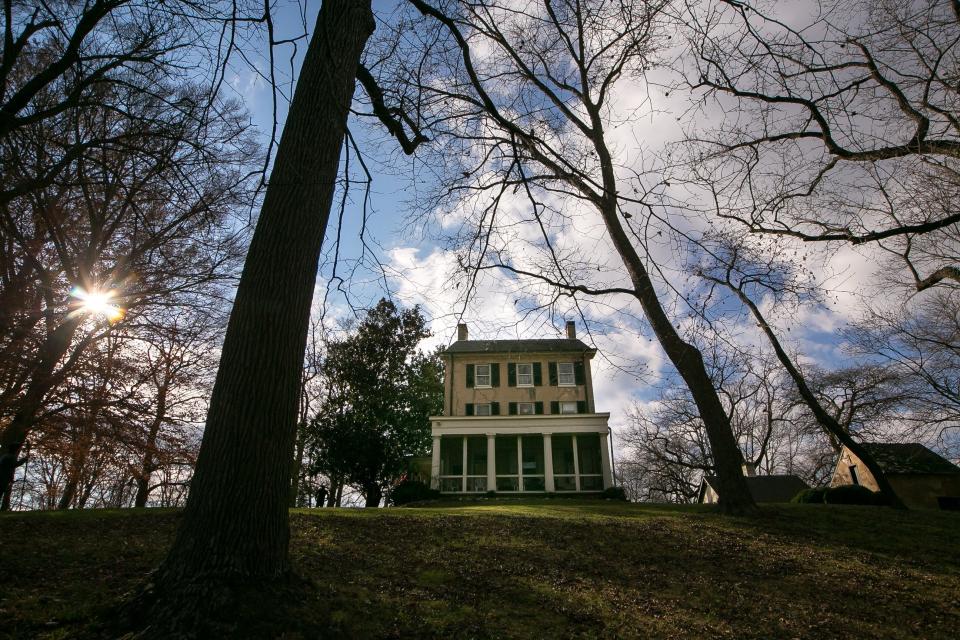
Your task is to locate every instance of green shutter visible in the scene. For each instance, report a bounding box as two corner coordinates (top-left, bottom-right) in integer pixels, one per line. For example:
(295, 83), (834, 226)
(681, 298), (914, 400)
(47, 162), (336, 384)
(466, 403), (475, 416)
(491, 402), (500, 415)
(466, 364), (475, 388)
(576, 400), (587, 414)
(548, 362), (558, 386)
(550, 401), (560, 414)
(535, 401), (544, 415)
(491, 363), (500, 387)
(533, 362), (543, 386)
(574, 361), (586, 385)
(508, 402), (518, 415)
(507, 363), (516, 387)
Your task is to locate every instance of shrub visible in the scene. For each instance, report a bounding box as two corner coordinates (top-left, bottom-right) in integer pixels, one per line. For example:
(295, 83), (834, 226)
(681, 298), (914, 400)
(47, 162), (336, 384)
(823, 484), (887, 506)
(791, 487), (828, 504)
(390, 480), (439, 506)
(601, 486), (628, 501)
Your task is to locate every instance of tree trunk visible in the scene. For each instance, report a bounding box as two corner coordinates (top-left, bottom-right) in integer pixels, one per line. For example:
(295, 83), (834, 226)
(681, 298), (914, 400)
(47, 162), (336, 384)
(326, 476), (342, 507)
(134, 391), (167, 508)
(587, 122), (756, 515)
(363, 483), (382, 508)
(123, 1), (375, 634)
(289, 422), (307, 507)
(1, 316), (82, 510)
(726, 283), (907, 509)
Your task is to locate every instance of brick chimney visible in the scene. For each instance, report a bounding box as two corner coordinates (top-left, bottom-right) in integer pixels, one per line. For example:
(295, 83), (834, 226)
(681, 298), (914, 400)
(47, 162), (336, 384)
(565, 320), (576, 339)
(457, 323), (468, 341)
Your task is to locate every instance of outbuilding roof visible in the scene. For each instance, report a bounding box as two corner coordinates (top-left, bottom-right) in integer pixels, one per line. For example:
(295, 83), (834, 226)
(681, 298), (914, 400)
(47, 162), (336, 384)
(700, 474), (810, 504)
(443, 338), (596, 355)
(861, 443), (960, 475)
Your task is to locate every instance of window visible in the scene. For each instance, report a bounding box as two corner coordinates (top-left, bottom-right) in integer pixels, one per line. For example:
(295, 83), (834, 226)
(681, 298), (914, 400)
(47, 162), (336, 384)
(559, 401), (578, 415)
(551, 434), (604, 492)
(558, 362), (575, 386)
(552, 435), (576, 491)
(475, 363), (491, 387)
(516, 363), (533, 386)
(440, 436), (487, 493)
(521, 435), (545, 491)
(439, 437), (464, 493)
(475, 403), (492, 416)
(496, 435), (519, 491)
(577, 434), (604, 491)
(518, 402), (536, 415)
(849, 465), (860, 486)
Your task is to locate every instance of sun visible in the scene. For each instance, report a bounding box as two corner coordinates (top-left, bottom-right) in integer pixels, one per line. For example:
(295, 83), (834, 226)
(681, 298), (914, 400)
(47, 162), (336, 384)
(71, 286), (124, 323)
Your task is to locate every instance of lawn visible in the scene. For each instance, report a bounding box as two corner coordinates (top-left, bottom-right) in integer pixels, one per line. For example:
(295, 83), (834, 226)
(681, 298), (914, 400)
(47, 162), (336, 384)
(1, 499), (958, 638)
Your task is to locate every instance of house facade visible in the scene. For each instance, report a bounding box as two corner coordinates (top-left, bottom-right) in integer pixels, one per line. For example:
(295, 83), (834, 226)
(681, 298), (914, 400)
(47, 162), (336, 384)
(831, 442), (960, 510)
(429, 322), (613, 494)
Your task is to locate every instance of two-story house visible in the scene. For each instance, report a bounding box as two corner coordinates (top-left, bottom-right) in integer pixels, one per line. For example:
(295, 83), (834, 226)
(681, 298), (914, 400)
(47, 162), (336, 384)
(428, 322), (613, 494)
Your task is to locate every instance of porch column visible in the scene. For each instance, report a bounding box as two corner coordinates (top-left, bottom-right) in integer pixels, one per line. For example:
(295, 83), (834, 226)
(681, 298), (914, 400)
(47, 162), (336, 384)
(600, 430), (613, 489)
(543, 433), (555, 492)
(486, 433), (496, 492)
(431, 435), (441, 490)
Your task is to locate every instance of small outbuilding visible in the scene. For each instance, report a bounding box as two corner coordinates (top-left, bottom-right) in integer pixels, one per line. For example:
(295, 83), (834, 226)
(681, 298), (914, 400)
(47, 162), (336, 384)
(697, 472), (810, 505)
(831, 442), (960, 510)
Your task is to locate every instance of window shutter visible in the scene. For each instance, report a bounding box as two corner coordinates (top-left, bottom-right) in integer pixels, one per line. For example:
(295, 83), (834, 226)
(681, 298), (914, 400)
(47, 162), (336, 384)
(550, 401), (560, 414)
(466, 364), (475, 388)
(491, 363), (500, 387)
(466, 403), (474, 416)
(548, 362), (558, 386)
(507, 363), (516, 387)
(574, 361), (586, 385)
(508, 402), (518, 415)
(576, 400), (587, 414)
(533, 362), (543, 386)
(491, 402), (500, 415)
(535, 401), (544, 415)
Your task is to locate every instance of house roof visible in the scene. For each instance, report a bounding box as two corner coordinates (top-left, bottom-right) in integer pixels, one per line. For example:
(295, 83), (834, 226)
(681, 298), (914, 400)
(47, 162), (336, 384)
(701, 475), (810, 503)
(859, 443), (960, 475)
(443, 338), (596, 355)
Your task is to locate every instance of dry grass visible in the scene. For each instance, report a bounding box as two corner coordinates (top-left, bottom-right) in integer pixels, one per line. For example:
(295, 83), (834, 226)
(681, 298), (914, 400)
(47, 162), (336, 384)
(1, 500), (958, 638)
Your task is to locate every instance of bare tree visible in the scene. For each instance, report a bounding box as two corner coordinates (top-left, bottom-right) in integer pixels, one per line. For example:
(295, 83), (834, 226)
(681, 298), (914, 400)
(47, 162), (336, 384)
(368, 0), (756, 513)
(0, 74), (252, 508)
(623, 345), (817, 502)
(682, 0), (960, 292)
(846, 289), (960, 458)
(697, 240), (909, 507)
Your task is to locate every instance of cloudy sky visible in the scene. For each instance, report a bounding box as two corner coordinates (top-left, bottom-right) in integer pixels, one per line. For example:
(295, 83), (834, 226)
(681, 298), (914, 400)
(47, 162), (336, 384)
(225, 0), (897, 448)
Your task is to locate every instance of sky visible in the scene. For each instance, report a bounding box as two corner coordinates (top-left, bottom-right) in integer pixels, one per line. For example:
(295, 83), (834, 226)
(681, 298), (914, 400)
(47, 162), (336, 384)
(221, 0), (902, 453)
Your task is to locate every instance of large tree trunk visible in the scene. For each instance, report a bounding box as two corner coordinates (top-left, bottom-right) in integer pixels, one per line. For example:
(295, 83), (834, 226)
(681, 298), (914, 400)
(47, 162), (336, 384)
(123, 1), (375, 634)
(363, 482), (382, 508)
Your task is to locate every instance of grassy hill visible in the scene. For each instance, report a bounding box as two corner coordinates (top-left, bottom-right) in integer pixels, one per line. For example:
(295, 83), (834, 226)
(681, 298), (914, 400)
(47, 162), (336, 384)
(1, 500), (958, 638)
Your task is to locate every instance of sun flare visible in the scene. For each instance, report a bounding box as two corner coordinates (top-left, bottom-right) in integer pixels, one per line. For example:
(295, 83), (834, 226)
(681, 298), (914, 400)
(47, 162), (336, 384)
(71, 286), (124, 323)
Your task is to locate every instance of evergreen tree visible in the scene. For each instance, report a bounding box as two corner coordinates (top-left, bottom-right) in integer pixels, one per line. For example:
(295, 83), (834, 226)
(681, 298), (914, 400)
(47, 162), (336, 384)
(310, 300), (442, 507)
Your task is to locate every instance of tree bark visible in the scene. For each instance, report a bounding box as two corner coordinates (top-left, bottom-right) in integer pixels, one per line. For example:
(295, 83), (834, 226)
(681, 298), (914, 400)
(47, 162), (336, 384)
(125, 1), (376, 633)
(363, 483), (382, 508)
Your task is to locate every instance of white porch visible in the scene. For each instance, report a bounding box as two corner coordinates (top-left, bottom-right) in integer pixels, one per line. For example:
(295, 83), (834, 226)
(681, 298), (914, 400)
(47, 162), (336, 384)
(429, 414), (613, 493)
